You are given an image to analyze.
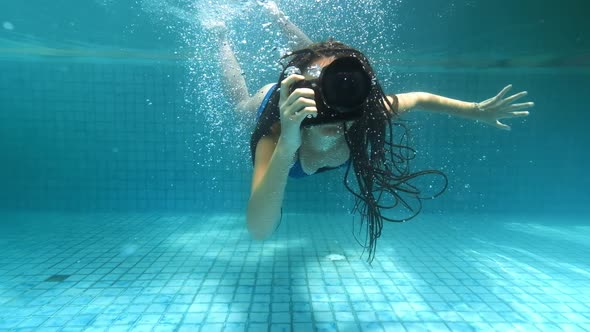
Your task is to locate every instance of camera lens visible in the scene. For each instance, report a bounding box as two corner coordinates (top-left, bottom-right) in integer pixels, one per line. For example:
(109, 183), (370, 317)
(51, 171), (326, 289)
(321, 58), (371, 111)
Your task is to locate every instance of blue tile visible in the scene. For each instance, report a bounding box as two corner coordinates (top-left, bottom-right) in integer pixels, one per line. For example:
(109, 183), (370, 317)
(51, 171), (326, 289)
(35, 305), (62, 316)
(446, 322), (478, 332)
(293, 323), (314, 331)
(102, 326), (129, 332)
(416, 311), (442, 321)
(206, 312), (227, 323)
(334, 311), (355, 322)
(359, 322), (384, 332)
(314, 312), (334, 323)
(315, 322), (338, 332)
(226, 312), (247, 323)
(311, 302), (331, 311)
(250, 302), (269, 312)
(3, 213), (590, 332)
(188, 303), (210, 312)
(372, 302), (393, 311)
(201, 323), (225, 331)
(270, 312), (291, 324)
(146, 303), (168, 313)
(102, 304), (128, 314)
(271, 302), (289, 312)
(352, 302), (373, 311)
(114, 313), (140, 325)
(126, 304), (149, 313)
(16, 316), (48, 328)
(160, 313), (183, 325)
(375, 311), (397, 321)
(223, 322), (246, 332)
(176, 324), (202, 332)
(292, 312), (312, 323)
(249, 312), (269, 323)
(532, 324), (567, 332)
(151, 324), (177, 332)
(41, 315), (75, 327)
(247, 323), (268, 332)
(136, 314), (162, 325)
(292, 302), (311, 312)
(67, 314), (97, 326)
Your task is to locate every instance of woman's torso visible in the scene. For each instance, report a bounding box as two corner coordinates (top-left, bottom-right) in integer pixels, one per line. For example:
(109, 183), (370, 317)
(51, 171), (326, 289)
(255, 84), (350, 178)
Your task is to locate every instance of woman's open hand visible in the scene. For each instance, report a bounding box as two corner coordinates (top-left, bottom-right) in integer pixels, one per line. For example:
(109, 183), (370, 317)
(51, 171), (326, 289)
(475, 85), (534, 131)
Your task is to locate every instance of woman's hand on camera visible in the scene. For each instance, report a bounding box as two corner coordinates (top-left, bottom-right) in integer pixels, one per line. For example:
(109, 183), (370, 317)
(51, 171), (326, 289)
(277, 74), (317, 151)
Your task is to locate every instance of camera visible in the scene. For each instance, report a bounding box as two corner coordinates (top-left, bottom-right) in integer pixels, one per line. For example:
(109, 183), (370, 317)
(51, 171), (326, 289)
(287, 56), (372, 126)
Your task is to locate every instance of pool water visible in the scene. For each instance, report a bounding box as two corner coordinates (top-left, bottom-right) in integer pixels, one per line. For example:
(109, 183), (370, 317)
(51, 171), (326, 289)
(0, 0), (589, 331)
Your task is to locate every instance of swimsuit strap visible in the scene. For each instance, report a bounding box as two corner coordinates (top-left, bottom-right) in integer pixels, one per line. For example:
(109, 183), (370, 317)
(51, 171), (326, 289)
(256, 84), (278, 119)
(289, 158), (351, 178)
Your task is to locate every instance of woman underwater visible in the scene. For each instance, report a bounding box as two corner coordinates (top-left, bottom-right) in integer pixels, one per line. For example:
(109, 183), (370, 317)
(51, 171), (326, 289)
(213, 2), (533, 262)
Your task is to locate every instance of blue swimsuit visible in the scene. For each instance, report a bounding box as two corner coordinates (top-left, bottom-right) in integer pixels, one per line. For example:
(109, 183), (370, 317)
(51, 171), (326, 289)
(256, 84), (350, 178)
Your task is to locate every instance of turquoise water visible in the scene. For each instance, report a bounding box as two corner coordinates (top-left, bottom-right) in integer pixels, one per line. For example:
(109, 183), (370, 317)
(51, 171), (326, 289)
(0, 0), (589, 331)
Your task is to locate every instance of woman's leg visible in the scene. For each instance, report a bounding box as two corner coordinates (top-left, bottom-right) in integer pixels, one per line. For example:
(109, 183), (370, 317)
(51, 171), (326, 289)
(214, 1), (313, 115)
(215, 24), (276, 115)
(214, 25), (251, 112)
(262, 1), (313, 50)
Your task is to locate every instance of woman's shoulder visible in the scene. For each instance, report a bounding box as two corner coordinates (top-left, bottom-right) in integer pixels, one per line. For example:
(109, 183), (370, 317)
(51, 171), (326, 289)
(253, 134), (280, 165)
(385, 95), (399, 111)
(257, 119), (281, 141)
(262, 83), (278, 92)
(257, 130), (280, 146)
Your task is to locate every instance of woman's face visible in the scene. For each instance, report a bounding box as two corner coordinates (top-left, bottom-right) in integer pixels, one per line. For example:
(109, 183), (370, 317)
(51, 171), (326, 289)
(302, 56), (335, 79)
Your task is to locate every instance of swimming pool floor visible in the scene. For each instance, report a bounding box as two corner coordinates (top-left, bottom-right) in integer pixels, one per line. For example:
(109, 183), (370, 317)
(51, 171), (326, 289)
(0, 212), (588, 332)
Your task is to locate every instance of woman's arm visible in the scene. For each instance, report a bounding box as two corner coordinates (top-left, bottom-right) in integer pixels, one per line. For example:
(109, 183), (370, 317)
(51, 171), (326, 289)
(391, 85), (533, 130)
(247, 73), (316, 240)
(247, 135), (297, 240)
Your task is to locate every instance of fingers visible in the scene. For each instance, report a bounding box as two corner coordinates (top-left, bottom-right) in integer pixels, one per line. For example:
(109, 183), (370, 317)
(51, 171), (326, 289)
(495, 102), (534, 115)
(486, 86), (534, 111)
(279, 74), (305, 102)
(285, 96), (316, 117)
(496, 111), (529, 120)
(510, 111), (529, 118)
(507, 102), (534, 112)
(493, 84), (512, 101)
(279, 74), (316, 110)
(284, 88), (315, 109)
(495, 120), (511, 131)
(501, 91), (527, 105)
(279, 75), (316, 120)
(293, 106), (317, 121)
(481, 86), (512, 107)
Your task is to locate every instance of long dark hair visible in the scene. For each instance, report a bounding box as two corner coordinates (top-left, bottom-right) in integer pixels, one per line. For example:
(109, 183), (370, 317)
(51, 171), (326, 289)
(250, 40), (447, 264)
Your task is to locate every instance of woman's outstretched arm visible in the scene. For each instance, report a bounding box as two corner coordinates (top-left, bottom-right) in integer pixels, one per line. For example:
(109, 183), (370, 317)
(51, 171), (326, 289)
(390, 85), (534, 130)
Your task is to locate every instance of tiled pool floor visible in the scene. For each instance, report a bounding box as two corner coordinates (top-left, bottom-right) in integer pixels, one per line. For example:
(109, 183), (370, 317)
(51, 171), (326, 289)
(0, 212), (589, 332)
